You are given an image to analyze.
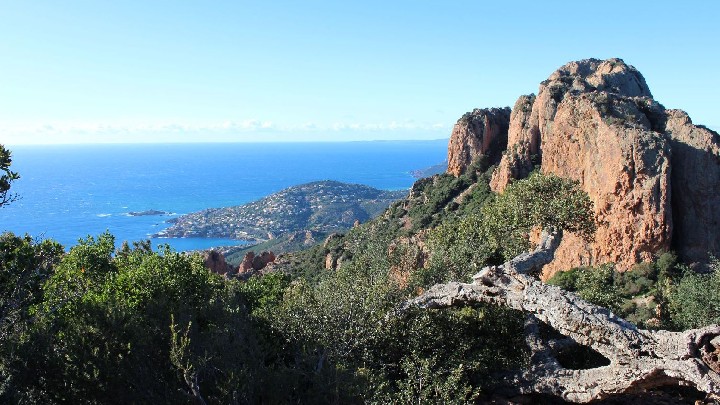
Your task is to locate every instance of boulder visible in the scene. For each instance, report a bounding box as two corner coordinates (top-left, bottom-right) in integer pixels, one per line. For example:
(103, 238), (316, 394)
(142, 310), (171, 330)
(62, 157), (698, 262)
(251, 251), (276, 271)
(238, 252), (256, 274)
(238, 251), (277, 274)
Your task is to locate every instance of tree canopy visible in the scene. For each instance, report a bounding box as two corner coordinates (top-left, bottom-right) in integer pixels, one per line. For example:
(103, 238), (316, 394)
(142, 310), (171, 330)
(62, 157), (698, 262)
(0, 144), (19, 207)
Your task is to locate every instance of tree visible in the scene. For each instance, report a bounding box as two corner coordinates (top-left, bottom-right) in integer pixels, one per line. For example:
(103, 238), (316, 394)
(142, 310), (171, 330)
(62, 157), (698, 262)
(0, 233), (63, 401)
(420, 172), (596, 286)
(15, 234), (263, 404)
(479, 171), (596, 261)
(0, 145), (19, 207)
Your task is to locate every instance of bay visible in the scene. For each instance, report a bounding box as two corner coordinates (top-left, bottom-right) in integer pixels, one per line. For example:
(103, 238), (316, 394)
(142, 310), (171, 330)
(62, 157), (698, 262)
(0, 140), (447, 251)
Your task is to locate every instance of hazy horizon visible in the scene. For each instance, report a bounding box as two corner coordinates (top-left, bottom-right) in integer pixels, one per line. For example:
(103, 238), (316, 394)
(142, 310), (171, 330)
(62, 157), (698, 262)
(4, 137), (452, 148)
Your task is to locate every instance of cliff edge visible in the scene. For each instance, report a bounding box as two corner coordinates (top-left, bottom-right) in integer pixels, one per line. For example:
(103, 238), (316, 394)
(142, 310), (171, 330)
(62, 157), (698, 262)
(447, 58), (720, 276)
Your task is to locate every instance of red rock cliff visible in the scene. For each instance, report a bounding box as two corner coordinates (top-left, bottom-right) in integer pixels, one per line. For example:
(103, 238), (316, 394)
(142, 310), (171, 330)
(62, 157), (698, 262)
(446, 107), (511, 176)
(448, 58), (720, 275)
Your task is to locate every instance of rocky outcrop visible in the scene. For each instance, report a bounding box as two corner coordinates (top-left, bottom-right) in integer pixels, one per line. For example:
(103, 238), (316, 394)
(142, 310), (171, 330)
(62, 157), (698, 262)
(446, 107), (511, 176)
(238, 251), (276, 274)
(488, 95), (537, 190)
(202, 250), (232, 275)
(448, 58), (720, 274)
(664, 110), (720, 266)
(490, 58), (652, 192)
(540, 92), (672, 276)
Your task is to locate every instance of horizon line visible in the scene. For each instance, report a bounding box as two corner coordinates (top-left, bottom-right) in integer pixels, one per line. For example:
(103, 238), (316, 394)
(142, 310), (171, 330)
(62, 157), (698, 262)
(5, 138), (452, 147)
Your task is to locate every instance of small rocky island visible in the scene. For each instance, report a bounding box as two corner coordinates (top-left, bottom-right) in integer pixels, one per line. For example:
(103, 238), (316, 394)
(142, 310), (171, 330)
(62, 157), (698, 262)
(127, 209), (170, 216)
(155, 180), (406, 242)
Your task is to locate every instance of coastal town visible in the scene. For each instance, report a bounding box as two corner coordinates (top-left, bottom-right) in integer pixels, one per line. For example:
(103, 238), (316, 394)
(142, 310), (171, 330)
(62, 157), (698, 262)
(155, 180), (407, 242)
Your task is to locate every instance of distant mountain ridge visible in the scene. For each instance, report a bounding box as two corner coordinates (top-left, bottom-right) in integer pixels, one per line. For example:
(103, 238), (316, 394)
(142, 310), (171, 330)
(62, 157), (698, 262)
(155, 180), (407, 242)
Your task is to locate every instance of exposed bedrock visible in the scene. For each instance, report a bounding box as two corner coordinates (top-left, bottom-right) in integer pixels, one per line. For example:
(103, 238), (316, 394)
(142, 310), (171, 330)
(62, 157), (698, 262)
(447, 58), (720, 274)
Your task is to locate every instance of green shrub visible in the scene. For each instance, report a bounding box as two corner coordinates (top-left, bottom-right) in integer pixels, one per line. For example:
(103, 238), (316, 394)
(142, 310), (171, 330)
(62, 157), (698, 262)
(670, 260), (720, 330)
(19, 234), (262, 404)
(547, 253), (687, 329)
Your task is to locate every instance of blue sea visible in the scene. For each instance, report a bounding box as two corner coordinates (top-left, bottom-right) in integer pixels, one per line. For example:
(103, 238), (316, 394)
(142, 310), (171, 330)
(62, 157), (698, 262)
(0, 141), (447, 251)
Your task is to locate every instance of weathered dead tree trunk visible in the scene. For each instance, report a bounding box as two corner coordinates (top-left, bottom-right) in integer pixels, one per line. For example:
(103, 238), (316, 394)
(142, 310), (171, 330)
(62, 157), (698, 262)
(400, 229), (720, 403)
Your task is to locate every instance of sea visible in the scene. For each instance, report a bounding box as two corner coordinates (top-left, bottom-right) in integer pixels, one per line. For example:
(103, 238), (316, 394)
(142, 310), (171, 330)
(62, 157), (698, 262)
(0, 140), (447, 251)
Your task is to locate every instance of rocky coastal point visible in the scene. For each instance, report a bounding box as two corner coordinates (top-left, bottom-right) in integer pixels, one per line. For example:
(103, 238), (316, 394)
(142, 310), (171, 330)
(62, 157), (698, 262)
(156, 180), (406, 243)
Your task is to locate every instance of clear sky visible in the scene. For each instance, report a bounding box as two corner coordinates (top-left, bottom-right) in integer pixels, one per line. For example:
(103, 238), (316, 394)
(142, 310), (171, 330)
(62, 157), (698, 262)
(1, 0), (718, 144)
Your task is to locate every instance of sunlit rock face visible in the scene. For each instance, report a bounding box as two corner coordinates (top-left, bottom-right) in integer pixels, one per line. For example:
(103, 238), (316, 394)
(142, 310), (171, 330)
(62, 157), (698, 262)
(446, 107), (511, 177)
(448, 58), (720, 276)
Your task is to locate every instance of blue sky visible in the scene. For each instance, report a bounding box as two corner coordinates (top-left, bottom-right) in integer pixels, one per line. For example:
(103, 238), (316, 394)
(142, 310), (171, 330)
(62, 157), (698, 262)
(1, 0), (718, 144)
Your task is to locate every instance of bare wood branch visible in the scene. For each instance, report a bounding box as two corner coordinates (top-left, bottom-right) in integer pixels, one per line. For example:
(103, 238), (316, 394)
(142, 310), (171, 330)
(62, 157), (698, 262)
(400, 228), (720, 402)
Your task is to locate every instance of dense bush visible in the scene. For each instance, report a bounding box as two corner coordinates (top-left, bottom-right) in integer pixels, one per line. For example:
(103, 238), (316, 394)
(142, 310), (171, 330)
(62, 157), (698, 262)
(670, 260), (720, 330)
(2, 234), (264, 404)
(260, 239), (527, 403)
(546, 252), (683, 329)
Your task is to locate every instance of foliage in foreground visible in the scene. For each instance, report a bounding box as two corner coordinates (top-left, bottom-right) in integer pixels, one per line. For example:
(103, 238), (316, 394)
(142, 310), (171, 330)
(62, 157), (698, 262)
(1, 233), (262, 403)
(0, 145), (19, 207)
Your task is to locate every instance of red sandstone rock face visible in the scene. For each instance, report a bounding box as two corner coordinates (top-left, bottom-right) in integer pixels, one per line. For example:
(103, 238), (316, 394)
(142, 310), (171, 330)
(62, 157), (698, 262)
(664, 109), (720, 265)
(491, 58), (652, 192)
(238, 251), (276, 274)
(487, 58), (673, 274)
(446, 107), (511, 176)
(540, 93), (672, 276)
(203, 250), (232, 275)
(450, 58), (720, 274)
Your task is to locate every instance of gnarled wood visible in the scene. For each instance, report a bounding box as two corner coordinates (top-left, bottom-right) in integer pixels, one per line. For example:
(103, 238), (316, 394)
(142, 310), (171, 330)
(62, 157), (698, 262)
(400, 229), (720, 402)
